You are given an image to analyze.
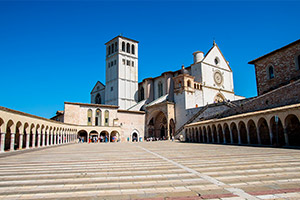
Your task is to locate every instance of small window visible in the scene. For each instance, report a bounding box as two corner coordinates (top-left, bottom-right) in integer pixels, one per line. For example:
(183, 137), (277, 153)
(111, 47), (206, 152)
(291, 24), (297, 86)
(132, 61), (134, 67)
(297, 55), (300, 70)
(178, 81), (182, 88)
(268, 65), (274, 79)
(111, 87), (113, 91)
(87, 109), (92, 126)
(187, 80), (191, 87)
(111, 61), (113, 66)
(108, 63), (110, 68)
(158, 82), (163, 97)
(108, 46), (111, 55)
(122, 42), (125, 51)
(132, 44), (135, 54)
(114, 60), (116, 65)
(126, 43), (130, 53)
(115, 42), (118, 52)
(127, 60), (130, 66)
(122, 59), (125, 65)
(112, 43), (114, 53)
(214, 57), (219, 65)
(105, 110), (109, 126)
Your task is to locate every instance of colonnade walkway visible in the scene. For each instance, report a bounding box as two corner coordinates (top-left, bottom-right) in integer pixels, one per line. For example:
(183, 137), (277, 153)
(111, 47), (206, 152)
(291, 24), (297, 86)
(0, 142), (300, 199)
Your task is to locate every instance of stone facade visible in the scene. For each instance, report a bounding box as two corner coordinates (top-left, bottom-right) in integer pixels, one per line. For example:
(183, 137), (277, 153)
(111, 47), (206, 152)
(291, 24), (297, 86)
(249, 39), (300, 95)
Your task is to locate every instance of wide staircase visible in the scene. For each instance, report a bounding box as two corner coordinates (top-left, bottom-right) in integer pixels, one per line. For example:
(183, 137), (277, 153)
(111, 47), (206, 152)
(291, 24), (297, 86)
(174, 104), (209, 139)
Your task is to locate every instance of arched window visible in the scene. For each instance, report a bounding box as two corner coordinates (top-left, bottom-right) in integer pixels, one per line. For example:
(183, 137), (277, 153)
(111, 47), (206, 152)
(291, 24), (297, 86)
(87, 109), (92, 126)
(178, 81), (182, 88)
(111, 43), (114, 53)
(122, 42), (125, 51)
(187, 80), (191, 87)
(214, 93), (225, 103)
(115, 42), (118, 52)
(158, 82), (163, 97)
(95, 93), (101, 104)
(126, 43), (130, 53)
(105, 110), (109, 126)
(108, 46), (111, 55)
(268, 65), (274, 79)
(131, 44), (135, 55)
(95, 109), (101, 126)
(140, 87), (145, 101)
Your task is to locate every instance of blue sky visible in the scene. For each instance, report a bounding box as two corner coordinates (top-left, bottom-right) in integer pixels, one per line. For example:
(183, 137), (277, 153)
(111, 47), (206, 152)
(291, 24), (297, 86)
(0, 1), (299, 118)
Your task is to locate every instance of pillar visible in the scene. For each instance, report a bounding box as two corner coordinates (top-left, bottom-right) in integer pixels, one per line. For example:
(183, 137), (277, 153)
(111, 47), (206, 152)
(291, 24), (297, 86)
(37, 133), (41, 148)
(42, 133), (45, 146)
(54, 133), (57, 145)
(19, 134), (23, 149)
(222, 129), (226, 144)
(246, 128), (250, 144)
(256, 127), (261, 145)
(283, 128), (289, 146)
(26, 133), (30, 149)
(32, 132), (36, 148)
(10, 133), (15, 151)
(0, 133), (5, 152)
(229, 129), (233, 144)
(50, 131), (53, 145)
(237, 129), (241, 144)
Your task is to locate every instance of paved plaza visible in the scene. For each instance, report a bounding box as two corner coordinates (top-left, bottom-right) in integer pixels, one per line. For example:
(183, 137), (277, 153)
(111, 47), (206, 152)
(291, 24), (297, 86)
(0, 142), (300, 200)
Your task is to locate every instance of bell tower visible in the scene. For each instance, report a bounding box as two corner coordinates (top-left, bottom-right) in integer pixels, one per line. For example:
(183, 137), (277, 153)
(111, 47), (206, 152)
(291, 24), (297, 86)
(105, 36), (139, 109)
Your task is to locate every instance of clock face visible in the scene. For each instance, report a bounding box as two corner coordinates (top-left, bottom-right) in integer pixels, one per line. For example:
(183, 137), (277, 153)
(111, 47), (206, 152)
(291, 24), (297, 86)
(214, 71), (223, 85)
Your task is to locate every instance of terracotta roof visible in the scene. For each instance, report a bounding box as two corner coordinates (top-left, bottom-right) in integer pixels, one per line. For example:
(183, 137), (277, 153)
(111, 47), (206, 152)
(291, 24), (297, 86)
(248, 39), (300, 64)
(105, 35), (139, 45)
(65, 102), (119, 109)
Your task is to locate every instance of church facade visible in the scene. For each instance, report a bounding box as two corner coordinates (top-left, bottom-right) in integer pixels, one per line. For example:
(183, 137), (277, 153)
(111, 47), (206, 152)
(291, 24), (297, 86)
(87, 36), (243, 141)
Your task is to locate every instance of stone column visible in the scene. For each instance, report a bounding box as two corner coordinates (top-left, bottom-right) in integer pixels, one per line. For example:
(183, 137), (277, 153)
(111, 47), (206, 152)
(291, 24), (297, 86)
(50, 131), (53, 145)
(237, 129), (241, 144)
(46, 130), (50, 146)
(54, 133), (57, 145)
(229, 129), (233, 144)
(0, 133), (5, 152)
(256, 127), (261, 145)
(222, 129), (226, 144)
(10, 133), (15, 151)
(283, 128), (289, 146)
(42, 133), (45, 147)
(32, 132), (36, 148)
(246, 128), (251, 144)
(37, 133), (41, 148)
(26, 133), (30, 149)
(19, 134), (23, 149)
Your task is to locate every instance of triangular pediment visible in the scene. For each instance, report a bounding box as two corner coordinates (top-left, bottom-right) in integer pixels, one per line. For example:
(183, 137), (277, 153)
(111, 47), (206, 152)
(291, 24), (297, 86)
(90, 81), (105, 94)
(202, 43), (232, 71)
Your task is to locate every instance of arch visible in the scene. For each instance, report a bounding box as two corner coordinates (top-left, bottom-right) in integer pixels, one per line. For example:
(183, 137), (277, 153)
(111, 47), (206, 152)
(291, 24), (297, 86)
(87, 109), (92, 126)
(217, 124), (224, 143)
(131, 44), (135, 54)
(132, 131), (139, 142)
(78, 130), (88, 143)
(122, 42), (125, 51)
(95, 109), (101, 126)
(268, 65), (275, 79)
(195, 128), (199, 143)
(5, 120), (14, 151)
(104, 110), (109, 126)
(110, 131), (120, 142)
(230, 122), (239, 144)
(223, 123), (230, 144)
(126, 43), (130, 53)
(285, 114), (300, 146)
(95, 93), (101, 104)
(100, 131), (109, 142)
(23, 122), (29, 148)
(187, 80), (191, 87)
(247, 120), (258, 144)
(148, 111), (167, 140)
(214, 93), (226, 103)
(15, 121), (22, 150)
(169, 119), (175, 139)
(140, 87), (145, 101)
(238, 121), (248, 144)
(158, 81), (163, 97)
(89, 130), (99, 143)
(258, 118), (271, 145)
(212, 125), (217, 143)
(199, 127), (203, 143)
(207, 126), (212, 143)
(270, 116), (284, 146)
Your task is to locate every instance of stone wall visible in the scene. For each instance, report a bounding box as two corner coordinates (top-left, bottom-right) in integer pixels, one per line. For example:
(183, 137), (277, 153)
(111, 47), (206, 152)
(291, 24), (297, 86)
(253, 42), (300, 95)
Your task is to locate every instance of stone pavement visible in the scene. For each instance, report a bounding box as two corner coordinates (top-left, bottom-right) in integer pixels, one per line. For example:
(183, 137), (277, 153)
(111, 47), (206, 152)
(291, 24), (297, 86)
(0, 142), (300, 200)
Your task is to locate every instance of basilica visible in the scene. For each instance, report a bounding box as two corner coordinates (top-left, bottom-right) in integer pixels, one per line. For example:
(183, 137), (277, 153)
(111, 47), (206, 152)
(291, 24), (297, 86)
(65, 35), (243, 142)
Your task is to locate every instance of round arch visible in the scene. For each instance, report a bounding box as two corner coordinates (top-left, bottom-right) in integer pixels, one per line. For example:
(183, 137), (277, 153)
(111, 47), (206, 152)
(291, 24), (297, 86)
(131, 130), (140, 142)
(223, 123), (230, 144)
(257, 118), (271, 145)
(285, 114), (300, 146)
(238, 121), (248, 144)
(89, 130), (99, 143)
(247, 119), (258, 144)
(270, 116), (285, 146)
(110, 131), (120, 142)
(100, 131), (109, 143)
(78, 130), (88, 143)
(230, 122), (239, 144)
